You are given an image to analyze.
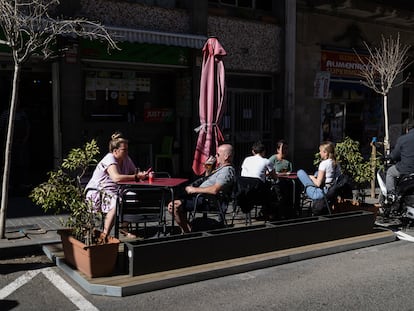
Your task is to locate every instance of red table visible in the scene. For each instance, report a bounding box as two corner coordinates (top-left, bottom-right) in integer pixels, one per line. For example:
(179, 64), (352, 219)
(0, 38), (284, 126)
(117, 178), (188, 235)
(119, 178), (189, 188)
(276, 172), (297, 179)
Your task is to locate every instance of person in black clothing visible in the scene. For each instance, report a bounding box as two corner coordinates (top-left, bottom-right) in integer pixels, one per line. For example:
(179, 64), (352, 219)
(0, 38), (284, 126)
(386, 119), (414, 195)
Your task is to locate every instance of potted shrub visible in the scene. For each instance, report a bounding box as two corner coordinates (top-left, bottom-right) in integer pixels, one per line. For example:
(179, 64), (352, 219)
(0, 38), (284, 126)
(335, 137), (382, 200)
(30, 139), (120, 278)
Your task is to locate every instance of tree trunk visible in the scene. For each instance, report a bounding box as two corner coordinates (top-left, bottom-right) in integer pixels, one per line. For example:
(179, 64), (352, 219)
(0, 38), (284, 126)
(370, 141), (376, 198)
(0, 63), (21, 238)
(383, 94), (390, 155)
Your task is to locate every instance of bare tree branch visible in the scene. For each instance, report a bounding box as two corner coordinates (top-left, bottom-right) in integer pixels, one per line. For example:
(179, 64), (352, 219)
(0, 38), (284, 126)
(0, 0), (120, 238)
(355, 33), (412, 96)
(354, 33), (412, 155)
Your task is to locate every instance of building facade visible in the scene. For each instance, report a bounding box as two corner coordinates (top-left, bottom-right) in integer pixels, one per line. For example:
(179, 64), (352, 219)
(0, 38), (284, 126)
(295, 0), (414, 170)
(1, 0), (414, 186)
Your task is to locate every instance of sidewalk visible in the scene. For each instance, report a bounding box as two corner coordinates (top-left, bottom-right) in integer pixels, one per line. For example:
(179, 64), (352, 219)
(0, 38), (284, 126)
(0, 197), (68, 258)
(0, 189), (394, 259)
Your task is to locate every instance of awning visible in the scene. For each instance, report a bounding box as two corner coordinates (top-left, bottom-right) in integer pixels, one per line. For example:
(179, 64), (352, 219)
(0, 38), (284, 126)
(106, 26), (207, 49)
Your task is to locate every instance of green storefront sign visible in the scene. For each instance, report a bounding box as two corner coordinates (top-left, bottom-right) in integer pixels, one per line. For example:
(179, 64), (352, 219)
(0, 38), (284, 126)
(80, 39), (189, 66)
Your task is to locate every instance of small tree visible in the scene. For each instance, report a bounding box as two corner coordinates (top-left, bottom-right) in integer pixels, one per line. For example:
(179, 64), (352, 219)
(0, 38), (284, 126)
(354, 33), (412, 155)
(0, 0), (119, 238)
(30, 139), (101, 245)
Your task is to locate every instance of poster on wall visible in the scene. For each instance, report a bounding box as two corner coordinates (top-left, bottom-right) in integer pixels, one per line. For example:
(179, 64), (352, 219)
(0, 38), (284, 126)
(320, 101), (345, 143)
(313, 71), (330, 99)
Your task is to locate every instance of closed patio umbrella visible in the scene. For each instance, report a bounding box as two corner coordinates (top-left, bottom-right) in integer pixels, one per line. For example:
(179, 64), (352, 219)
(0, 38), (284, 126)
(192, 37), (227, 176)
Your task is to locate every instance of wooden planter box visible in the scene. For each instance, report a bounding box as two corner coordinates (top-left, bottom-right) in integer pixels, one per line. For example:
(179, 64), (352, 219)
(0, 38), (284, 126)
(125, 211), (375, 276)
(58, 229), (120, 278)
(333, 199), (380, 218)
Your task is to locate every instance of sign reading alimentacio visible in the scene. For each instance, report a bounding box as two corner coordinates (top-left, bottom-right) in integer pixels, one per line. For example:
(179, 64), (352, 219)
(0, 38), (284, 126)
(321, 49), (368, 78)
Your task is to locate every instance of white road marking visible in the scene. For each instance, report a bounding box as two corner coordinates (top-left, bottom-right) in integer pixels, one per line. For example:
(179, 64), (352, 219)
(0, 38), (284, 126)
(0, 267), (99, 311)
(0, 269), (39, 299)
(396, 230), (414, 242)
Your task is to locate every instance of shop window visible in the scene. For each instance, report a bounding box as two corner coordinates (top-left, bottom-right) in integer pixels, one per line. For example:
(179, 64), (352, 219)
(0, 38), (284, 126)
(84, 69), (175, 122)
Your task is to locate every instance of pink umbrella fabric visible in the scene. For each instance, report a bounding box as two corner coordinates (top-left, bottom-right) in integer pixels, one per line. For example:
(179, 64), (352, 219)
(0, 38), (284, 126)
(192, 37), (227, 176)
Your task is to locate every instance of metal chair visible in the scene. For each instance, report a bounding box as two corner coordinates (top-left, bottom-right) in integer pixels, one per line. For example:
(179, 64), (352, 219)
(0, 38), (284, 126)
(301, 174), (351, 216)
(303, 184), (332, 216)
(119, 187), (167, 237)
(188, 192), (234, 231)
(76, 170), (108, 235)
(231, 177), (269, 225)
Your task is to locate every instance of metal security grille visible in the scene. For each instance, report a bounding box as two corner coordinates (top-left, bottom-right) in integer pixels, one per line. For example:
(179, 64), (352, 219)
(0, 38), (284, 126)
(223, 90), (273, 168)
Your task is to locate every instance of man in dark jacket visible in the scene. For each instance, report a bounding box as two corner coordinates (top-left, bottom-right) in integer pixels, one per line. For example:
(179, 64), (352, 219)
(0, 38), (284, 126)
(386, 119), (414, 195)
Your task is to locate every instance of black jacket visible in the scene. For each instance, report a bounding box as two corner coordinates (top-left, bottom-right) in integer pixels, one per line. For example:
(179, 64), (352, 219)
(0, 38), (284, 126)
(390, 128), (414, 174)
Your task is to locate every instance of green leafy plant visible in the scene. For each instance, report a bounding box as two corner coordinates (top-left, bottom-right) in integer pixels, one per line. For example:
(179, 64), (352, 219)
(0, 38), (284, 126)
(29, 139), (101, 245)
(335, 137), (372, 185)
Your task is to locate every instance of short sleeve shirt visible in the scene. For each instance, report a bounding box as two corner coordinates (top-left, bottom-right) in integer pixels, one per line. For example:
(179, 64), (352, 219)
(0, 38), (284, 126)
(241, 155), (274, 182)
(268, 155), (293, 173)
(85, 153), (136, 212)
(200, 165), (236, 195)
(318, 158), (340, 186)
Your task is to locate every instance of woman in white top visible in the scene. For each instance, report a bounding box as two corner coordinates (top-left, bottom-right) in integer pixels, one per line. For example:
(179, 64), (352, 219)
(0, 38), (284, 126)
(297, 141), (340, 200)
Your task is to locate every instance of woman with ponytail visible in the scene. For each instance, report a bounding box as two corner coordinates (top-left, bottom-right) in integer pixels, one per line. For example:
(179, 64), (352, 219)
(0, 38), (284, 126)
(297, 141), (340, 200)
(86, 132), (150, 240)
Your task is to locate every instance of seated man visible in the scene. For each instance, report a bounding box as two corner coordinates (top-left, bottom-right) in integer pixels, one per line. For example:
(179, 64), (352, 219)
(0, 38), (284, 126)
(386, 119), (414, 197)
(167, 144), (236, 233)
(237, 141), (277, 215)
(241, 140), (277, 182)
(239, 141), (278, 218)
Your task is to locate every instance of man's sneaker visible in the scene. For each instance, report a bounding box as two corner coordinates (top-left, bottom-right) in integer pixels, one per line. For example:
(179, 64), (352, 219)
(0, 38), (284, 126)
(386, 191), (398, 203)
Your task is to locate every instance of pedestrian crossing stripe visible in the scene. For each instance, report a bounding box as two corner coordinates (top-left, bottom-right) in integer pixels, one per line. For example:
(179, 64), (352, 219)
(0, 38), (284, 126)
(0, 267), (98, 311)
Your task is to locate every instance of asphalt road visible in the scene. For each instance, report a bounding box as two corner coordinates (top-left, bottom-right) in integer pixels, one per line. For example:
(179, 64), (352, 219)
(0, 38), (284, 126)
(1, 234), (414, 311)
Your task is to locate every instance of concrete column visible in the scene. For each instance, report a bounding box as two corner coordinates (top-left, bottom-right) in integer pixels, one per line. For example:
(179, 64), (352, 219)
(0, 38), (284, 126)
(285, 0), (296, 156)
(52, 62), (62, 168)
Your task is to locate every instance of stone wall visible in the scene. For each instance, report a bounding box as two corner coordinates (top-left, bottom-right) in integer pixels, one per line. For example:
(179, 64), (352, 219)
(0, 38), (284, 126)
(78, 0), (281, 74)
(209, 16), (281, 73)
(79, 0), (190, 32)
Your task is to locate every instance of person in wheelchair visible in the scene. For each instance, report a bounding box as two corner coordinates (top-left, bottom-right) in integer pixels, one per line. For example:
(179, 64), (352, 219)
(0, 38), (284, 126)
(167, 144), (236, 233)
(385, 119), (414, 199)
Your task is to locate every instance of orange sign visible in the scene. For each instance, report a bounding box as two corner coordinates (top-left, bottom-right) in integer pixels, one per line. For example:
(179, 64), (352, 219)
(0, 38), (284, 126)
(321, 50), (368, 78)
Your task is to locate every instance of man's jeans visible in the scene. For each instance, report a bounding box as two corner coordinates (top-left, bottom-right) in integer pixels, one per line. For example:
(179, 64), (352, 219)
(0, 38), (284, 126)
(385, 164), (401, 194)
